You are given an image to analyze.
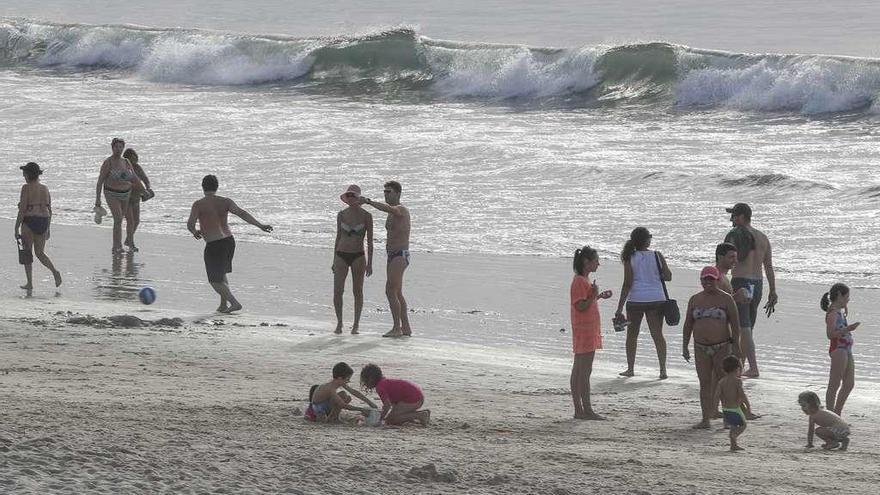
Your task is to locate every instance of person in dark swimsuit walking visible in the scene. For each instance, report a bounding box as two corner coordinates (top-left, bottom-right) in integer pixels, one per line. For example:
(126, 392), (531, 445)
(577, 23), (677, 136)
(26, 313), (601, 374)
(186, 175), (272, 313)
(14, 162), (62, 293)
(332, 185), (373, 334)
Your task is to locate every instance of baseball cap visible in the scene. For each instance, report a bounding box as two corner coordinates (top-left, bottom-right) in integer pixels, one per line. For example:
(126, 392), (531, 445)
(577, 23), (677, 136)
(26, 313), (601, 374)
(700, 266), (721, 280)
(725, 203), (751, 217)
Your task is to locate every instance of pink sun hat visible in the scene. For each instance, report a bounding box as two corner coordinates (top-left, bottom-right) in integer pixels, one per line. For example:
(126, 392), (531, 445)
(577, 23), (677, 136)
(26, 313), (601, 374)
(340, 184), (362, 205)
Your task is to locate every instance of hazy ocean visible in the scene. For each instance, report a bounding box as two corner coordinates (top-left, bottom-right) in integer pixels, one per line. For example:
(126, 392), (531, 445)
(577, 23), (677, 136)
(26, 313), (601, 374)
(1, 0), (879, 288)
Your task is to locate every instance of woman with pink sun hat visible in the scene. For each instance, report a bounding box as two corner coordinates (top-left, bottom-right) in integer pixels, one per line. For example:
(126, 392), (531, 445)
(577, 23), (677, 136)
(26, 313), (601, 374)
(332, 185), (374, 334)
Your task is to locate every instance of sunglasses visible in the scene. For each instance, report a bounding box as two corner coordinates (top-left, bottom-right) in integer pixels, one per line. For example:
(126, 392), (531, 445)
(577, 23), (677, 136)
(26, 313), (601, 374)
(383, 189), (393, 194)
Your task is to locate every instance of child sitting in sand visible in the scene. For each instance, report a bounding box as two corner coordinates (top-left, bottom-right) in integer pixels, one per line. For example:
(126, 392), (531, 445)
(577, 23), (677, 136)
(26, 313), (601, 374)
(798, 391), (851, 451)
(714, 355), (751, 451)
(305, 362), (377, 422)
(360, 364), (430, 426)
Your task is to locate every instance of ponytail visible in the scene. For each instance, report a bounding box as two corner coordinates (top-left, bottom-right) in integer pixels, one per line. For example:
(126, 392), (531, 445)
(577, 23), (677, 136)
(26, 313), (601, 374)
(573, 245), (597, 275)
(820, 292), (831, 312)
(621, 227), (651, 263)
(820, 283), (850, 312)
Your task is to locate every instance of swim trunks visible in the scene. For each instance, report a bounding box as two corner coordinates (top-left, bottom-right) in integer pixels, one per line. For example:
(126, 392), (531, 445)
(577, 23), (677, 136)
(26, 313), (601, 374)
(387, 249), (410, 266)
(731, 277), (762, 329)
(204, 236), (236, 283)
(722, 406), (747, 427)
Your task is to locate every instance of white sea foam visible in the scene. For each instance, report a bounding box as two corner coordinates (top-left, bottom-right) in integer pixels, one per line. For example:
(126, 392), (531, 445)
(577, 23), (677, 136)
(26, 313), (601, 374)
(675, 55), (880, 114)
(3, 19), (880, 112)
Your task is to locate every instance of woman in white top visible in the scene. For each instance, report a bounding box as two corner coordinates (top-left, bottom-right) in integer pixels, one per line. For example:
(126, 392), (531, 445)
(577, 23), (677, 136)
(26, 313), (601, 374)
(614, 227), (672, 379)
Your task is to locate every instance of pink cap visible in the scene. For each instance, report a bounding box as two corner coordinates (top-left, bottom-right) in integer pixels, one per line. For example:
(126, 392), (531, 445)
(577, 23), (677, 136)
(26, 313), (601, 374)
(700, 266), (721, 280)
(340, 184), (362, 205)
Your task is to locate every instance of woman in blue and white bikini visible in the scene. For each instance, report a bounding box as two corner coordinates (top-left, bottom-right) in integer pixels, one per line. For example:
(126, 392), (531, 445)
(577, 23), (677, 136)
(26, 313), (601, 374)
(682, 266), (742, 429)
(95, 138), (142, 255)
(332, 185), (374, 334)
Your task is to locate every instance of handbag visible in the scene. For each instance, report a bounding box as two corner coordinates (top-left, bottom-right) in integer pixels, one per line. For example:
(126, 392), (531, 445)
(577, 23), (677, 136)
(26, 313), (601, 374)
(654, 252), (680, 326)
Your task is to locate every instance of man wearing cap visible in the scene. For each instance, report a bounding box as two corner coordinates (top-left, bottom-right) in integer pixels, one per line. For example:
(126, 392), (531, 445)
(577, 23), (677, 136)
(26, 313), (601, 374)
(723, 203), (777, 378)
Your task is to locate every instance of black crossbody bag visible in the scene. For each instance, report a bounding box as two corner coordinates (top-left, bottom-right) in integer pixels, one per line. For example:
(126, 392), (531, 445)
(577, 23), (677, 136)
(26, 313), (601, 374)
(655, 252), (680, 326)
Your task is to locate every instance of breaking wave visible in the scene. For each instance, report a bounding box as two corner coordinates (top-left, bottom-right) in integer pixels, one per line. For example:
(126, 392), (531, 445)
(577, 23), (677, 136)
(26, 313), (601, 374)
(2, 18), (880, 114)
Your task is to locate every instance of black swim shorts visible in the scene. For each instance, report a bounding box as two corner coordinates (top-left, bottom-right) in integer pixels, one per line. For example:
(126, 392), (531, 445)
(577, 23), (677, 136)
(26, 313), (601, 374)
(204, 236), (235, 283)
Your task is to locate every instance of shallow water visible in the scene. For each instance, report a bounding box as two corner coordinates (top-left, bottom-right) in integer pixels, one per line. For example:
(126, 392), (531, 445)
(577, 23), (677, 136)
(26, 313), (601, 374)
(0, 6), (879, 285)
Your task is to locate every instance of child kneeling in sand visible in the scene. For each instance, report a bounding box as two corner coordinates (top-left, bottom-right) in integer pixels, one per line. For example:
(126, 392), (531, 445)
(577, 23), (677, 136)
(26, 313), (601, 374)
(798, 391), (851, 450)
(360, 364), (430, 426)
(306, 362), (377, 422)
(714, 355), (752, 451)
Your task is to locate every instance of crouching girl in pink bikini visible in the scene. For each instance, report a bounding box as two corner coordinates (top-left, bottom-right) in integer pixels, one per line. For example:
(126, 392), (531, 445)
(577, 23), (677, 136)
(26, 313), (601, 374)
(360, 364), (430, 426)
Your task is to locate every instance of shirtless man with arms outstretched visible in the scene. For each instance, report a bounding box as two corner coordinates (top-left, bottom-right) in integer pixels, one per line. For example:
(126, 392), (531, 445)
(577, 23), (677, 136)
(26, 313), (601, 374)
(187, 174), (272, 313)
(360, 180), (412, 338)
(724, 203), (778, 378)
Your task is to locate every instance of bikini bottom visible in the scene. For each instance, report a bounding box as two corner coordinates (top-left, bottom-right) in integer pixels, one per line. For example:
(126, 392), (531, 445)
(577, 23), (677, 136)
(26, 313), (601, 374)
(335, 251), (365, 266)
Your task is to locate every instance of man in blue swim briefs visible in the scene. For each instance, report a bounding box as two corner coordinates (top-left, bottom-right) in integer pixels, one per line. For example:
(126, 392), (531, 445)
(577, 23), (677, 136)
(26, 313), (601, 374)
(360, 180), (412, 338)
(724, 203), (778, 378)
(187, 174), (272, 313)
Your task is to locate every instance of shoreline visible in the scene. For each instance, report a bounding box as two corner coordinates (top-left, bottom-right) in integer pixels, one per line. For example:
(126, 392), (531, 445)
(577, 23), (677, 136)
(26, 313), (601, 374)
(2, 219), (878, 383)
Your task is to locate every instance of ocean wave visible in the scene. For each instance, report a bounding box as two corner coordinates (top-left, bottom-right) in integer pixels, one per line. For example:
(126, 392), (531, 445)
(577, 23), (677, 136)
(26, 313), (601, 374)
(719, 173), (836, 191)
(2, 18), (880, 113)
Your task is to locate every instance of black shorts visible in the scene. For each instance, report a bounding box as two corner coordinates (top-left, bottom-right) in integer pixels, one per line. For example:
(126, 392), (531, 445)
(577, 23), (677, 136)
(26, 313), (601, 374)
(204, 236), (235, 283)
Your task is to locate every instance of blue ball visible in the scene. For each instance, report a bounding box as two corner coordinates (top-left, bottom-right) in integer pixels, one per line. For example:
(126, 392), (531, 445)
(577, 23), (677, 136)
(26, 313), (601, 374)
(138, 287), (157, 305)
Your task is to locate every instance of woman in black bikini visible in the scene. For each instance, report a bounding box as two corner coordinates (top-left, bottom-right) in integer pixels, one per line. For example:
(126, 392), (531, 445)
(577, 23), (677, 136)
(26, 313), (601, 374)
(332, 185), (373, 334)
(15, 162), (62, 292)
(682, 266), (742, 429)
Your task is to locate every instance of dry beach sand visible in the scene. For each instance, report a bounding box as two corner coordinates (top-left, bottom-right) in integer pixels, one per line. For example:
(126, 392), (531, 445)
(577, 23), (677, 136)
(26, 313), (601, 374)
(1, 222), (879, 494)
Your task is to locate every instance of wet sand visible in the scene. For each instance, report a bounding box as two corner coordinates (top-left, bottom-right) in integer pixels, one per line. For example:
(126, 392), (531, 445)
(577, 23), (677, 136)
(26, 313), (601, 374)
(1, 220), (878, 493)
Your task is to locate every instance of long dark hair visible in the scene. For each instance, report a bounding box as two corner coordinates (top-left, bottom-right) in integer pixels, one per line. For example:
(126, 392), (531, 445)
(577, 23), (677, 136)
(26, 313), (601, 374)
(820, 283), (849, 312)
(620, 227), (651, 263)
(573, 245), (598, 276)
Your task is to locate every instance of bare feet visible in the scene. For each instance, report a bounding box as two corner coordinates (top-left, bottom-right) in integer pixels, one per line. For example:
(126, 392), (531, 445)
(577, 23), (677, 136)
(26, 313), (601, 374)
(383, 328), (403, 338)
(840, 438), (849, 451)
(619, 369), (634, 377)
(217, 304), (228, 313)
(20, 284), (33, 290)
(221, 302), (242, 313)
(692, 420), (711, 429)
(401, 326), (412, 337)
(112, 247), (124, 256)
(418, 409), (431, 426)
(730, 445), (744, 452)
(822, 441), (840, 450)
(334, 323), (343, 335)
(53, 270), (62, 287)
(350, 325), (359, 335)
(124, 239), (139, 252)
(742, 368), (760, 378)
(659, 371), (668, 380)
(578, 411), (605, 421)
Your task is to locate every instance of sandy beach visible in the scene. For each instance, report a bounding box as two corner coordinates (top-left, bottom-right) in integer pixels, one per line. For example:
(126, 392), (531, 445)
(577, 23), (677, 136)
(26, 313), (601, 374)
(1, 222), (878, 494)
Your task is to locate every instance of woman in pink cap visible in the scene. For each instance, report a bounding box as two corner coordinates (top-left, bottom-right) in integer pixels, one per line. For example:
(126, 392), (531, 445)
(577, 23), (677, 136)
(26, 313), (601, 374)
(332, 185), (374, 334)
(682, 266), (742, 429)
